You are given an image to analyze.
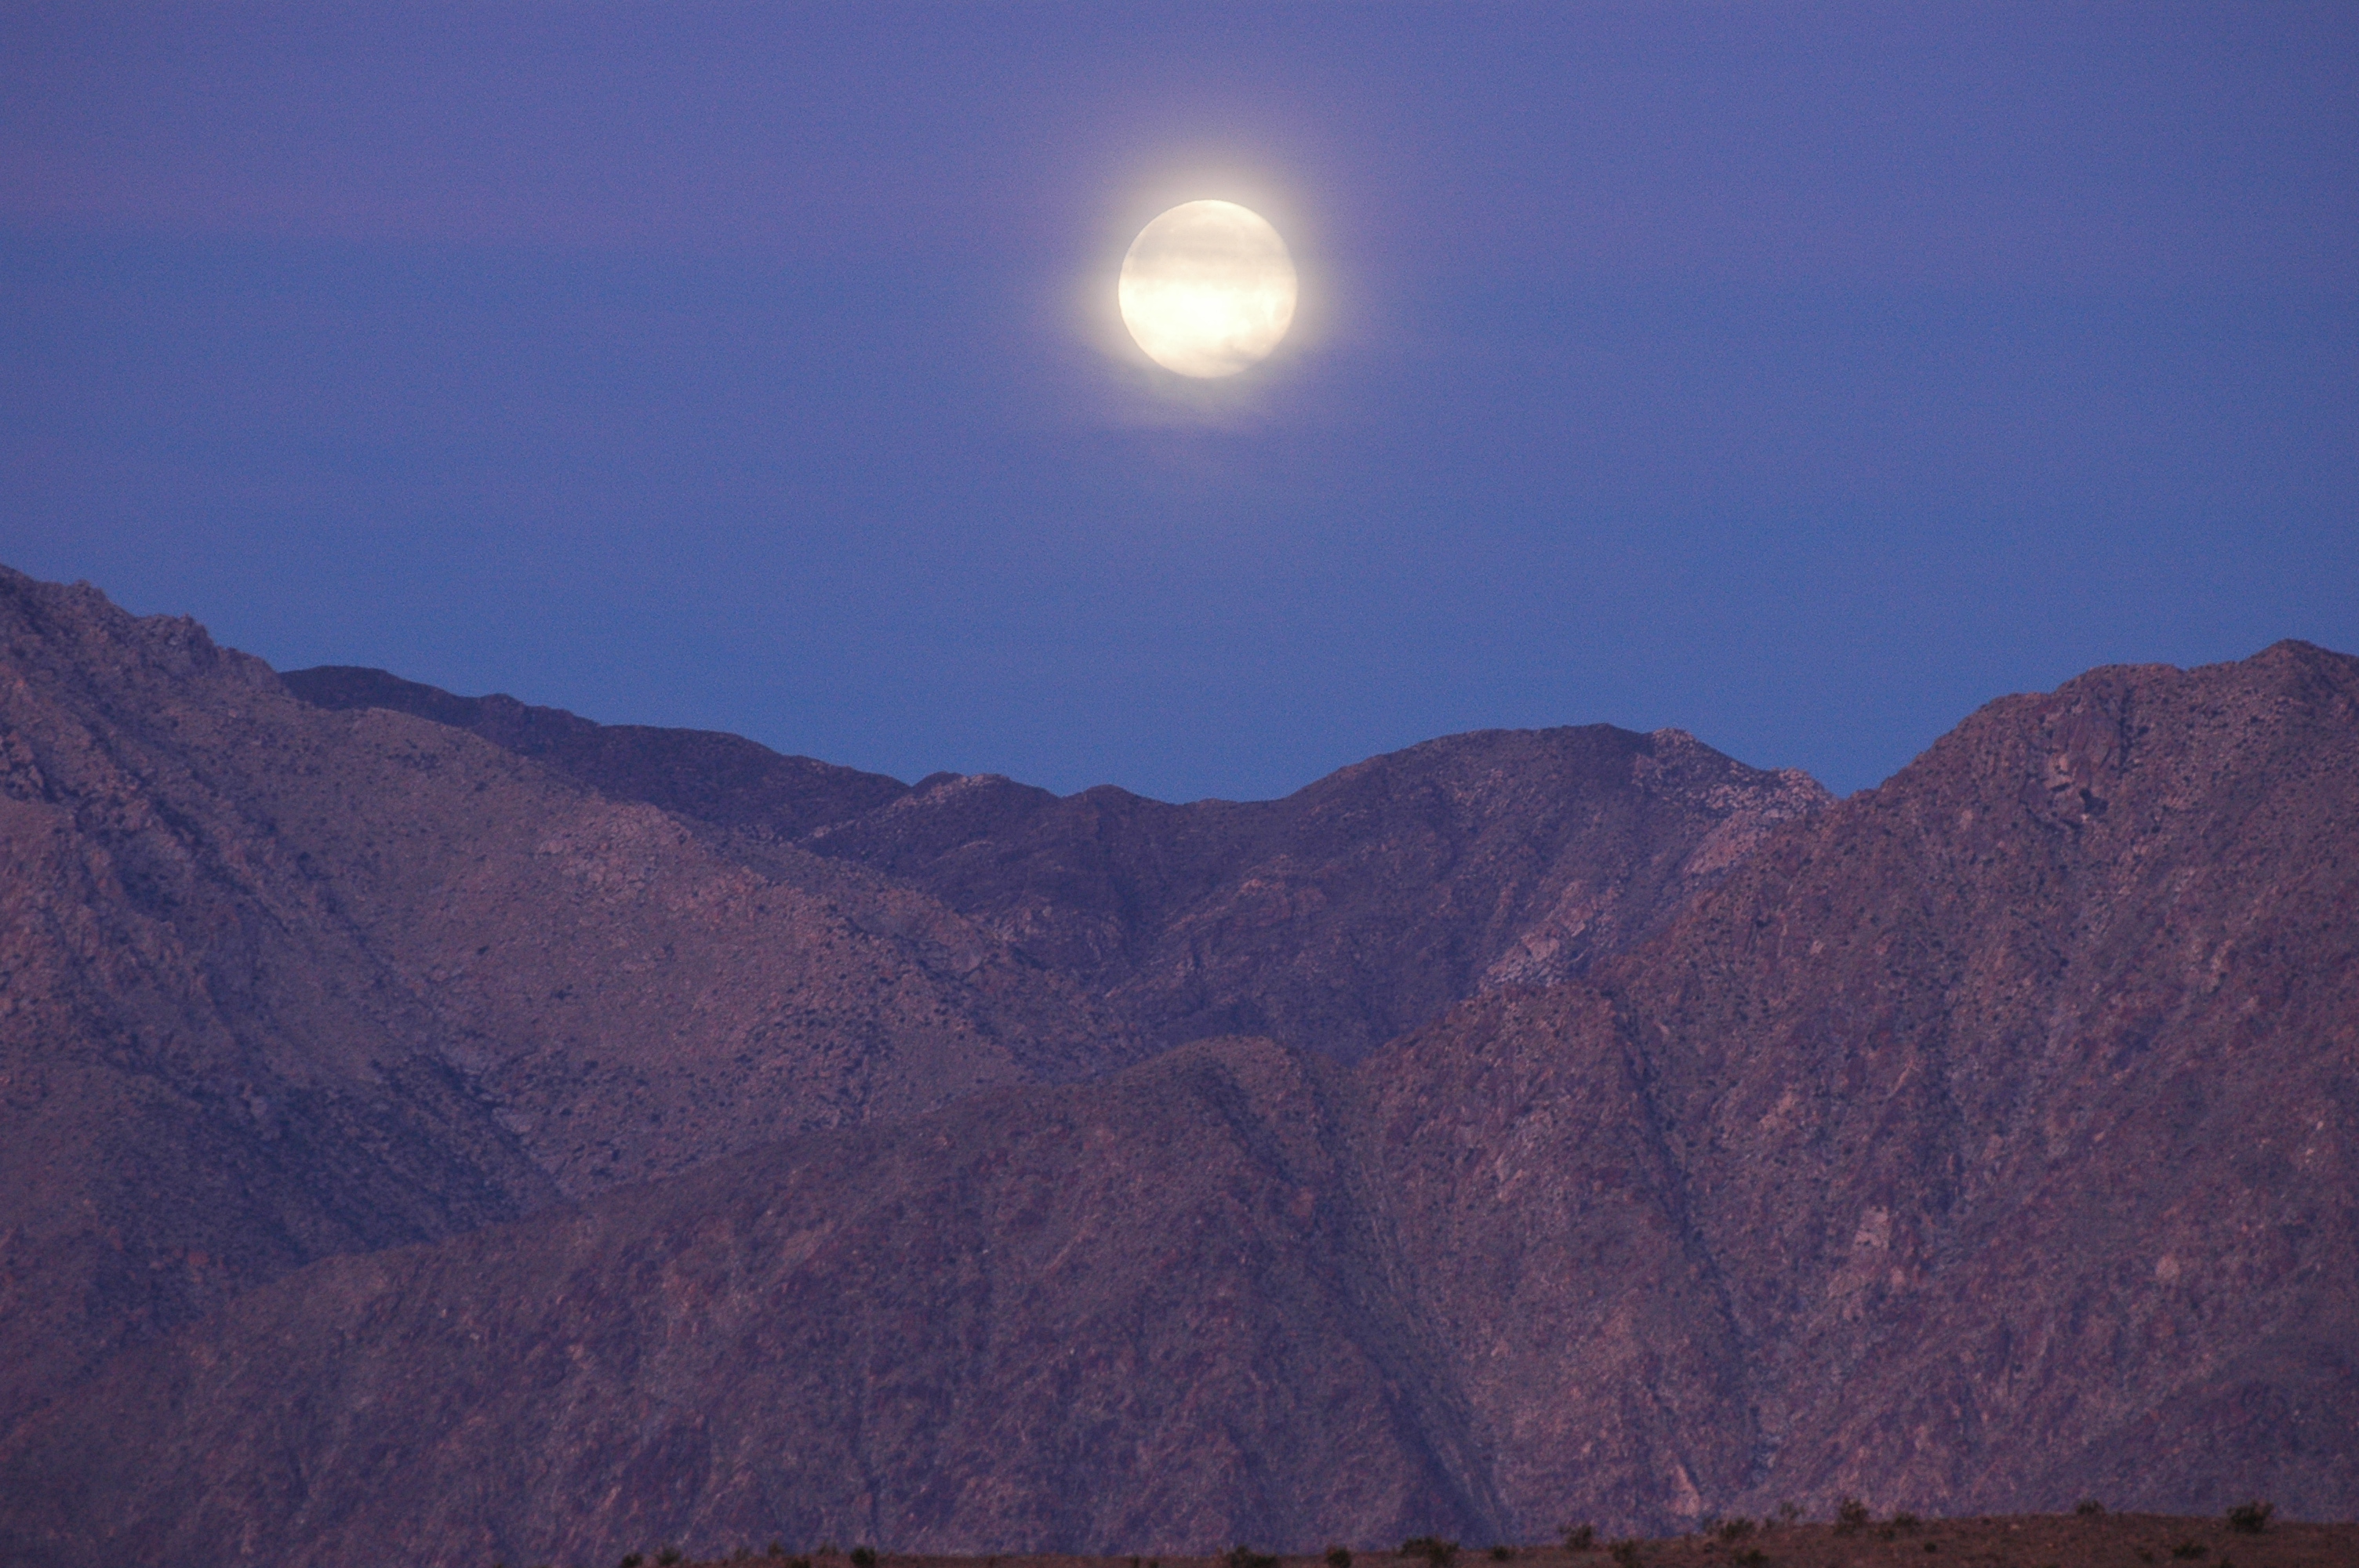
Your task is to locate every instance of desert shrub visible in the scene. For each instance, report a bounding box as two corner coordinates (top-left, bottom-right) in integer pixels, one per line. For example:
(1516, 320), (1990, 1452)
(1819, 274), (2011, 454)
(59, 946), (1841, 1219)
(1772, 1504), (1801, 1528)
(1717, 1519), (1754, 1543)
(1734, 1551), (1767, 1568)
(2075, 1500), (2105, 1517)
(1400, 1537), (1458, 1568)
(1488, 1547), (1514, 1562)
(658, 1551), (683, 1568)
(1327, 1545), (1354, 1568)
(1560, 1525), (1594, 1552)
(1606, 1543), (1641, 1568)
(1833, 1497), (1871, 1534)
(1227, 1546), (1278, 1568)
(2170, 1541), (2208, 1559)
(1891, 1513), (1921, 1532)
(788, 1558), (814, 1568)
(2226, 1501), (2273, 1534)
(620, 1556), (645, 1568)
(851, 1548), (878, 1568)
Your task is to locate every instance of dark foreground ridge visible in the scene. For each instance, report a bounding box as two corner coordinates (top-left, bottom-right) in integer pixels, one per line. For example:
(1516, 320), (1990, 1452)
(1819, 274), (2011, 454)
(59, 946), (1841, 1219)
(4, 564), (2355, 1566)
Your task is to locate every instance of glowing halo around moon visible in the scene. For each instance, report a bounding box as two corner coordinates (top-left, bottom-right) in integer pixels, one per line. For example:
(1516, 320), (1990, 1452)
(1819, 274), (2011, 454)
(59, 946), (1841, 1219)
(1118, 200), (1298, 377)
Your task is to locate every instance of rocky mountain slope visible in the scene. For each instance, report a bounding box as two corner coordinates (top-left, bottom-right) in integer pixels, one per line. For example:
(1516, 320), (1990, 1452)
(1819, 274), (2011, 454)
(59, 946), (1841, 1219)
(4, 579), (2350, 1567)
(1357, 637), (2359, 1530)
(2, 1040), (1474, 1566)
(286, 667), (1830, 1061)
(1369, 652), (2359, 1533)
(0, 569), (1132, 1436)
(1, 566), (1813, 1472)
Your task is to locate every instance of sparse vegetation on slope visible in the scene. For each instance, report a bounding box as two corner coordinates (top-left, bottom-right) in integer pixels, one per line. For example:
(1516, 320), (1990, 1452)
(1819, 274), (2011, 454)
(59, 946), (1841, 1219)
(607, 1516), (2352, 1568)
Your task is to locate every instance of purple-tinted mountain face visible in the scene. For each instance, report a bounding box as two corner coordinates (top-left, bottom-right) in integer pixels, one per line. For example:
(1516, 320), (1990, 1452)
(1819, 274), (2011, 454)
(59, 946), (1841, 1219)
(285, 664), (1830, 1062)
(1367, 641), (2359, 1534)
(280, 664), (914, 838)
(0, 569), (1136, 1438)
(3, 564), (2352, 1568)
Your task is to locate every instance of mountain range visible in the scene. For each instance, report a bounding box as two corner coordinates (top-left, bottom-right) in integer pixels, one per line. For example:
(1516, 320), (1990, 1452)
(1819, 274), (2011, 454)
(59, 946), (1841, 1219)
(0, 563), (2350, 1566)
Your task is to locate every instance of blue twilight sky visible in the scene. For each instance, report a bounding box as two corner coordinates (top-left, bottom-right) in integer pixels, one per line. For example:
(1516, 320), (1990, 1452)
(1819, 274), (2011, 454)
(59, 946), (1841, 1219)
(4, 5), (2354, 800)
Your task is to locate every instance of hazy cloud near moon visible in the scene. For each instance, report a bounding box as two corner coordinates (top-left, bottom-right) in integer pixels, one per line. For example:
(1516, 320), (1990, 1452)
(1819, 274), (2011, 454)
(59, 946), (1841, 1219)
(1118, 201), (1298, 378)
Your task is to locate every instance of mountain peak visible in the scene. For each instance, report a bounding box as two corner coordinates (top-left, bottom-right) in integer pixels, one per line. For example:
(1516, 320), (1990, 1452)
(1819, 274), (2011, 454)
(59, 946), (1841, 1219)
(6, 565), (2351, 1563)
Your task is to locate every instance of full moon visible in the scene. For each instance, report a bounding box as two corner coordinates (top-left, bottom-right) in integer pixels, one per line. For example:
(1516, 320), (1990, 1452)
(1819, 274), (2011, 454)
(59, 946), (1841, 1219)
(1118, 201), (1298, 378)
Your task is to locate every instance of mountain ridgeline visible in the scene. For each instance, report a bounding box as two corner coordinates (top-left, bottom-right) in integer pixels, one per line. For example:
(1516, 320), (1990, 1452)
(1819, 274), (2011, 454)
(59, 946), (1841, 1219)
(0, 564), (2350, 1567)
(278, 662), (1830, 1063)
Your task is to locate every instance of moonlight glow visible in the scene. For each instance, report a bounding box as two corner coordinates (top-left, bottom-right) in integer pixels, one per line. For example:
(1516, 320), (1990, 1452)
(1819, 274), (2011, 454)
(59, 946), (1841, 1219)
(1118, 201), (1298, 377)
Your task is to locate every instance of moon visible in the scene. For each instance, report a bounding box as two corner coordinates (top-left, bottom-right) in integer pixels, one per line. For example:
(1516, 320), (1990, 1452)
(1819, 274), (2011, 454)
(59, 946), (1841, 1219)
(1118, 201), (1298, 378)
